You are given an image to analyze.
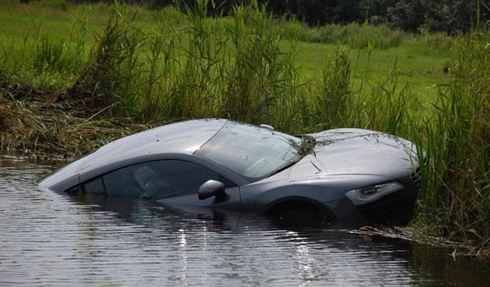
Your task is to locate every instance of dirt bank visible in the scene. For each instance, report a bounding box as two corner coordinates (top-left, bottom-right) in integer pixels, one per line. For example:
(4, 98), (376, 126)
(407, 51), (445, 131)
(0, 84), (146, 159)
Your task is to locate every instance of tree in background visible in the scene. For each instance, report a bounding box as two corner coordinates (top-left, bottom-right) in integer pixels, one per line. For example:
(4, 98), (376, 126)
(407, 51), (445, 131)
(63, 0), (487, 34)
(386, 0), (425, 32)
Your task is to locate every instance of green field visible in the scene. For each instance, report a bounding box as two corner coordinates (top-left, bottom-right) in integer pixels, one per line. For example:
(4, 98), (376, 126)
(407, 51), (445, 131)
(1, 0), (488, 255)
(0, 1), (455, 101)
(293, 41), (453, 100)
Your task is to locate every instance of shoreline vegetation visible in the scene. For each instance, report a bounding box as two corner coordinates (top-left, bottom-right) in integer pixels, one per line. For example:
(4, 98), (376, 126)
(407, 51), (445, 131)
(1, 1), (489, 256)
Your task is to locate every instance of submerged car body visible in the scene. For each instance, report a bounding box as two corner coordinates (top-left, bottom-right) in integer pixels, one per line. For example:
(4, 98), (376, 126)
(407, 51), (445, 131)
(39, 119), (421, 225)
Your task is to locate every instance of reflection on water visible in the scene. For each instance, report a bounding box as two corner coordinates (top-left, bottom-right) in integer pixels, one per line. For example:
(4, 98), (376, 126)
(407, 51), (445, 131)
(1, 153), (490, 286)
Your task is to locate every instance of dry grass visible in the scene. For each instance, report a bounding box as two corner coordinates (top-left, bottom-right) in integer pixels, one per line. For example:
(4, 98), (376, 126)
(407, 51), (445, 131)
(0, 85), (148, 158)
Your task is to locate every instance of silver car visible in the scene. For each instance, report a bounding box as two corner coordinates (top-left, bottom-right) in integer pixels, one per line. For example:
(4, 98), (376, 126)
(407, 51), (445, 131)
(39, 119), (421, 226)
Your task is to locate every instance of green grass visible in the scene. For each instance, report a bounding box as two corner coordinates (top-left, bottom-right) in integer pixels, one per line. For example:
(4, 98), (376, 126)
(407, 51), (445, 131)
(0, 1), (456, 100)
(292, 41), (453, 101)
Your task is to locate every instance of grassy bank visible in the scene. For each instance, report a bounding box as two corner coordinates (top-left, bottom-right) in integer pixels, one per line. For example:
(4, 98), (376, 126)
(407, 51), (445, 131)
(0, 0), (488, 254)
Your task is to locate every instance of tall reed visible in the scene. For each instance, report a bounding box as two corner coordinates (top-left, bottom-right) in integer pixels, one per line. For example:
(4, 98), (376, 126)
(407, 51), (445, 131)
(412, 31), (490, 248)
(220, 1), (297, 125)
(68, 8), (146, 116)
(310, 46), (351, 129)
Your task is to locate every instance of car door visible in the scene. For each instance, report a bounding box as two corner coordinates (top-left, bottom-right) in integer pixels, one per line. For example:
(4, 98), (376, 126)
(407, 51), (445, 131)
(95, 159), (241, 208)
(148, 160), (241, 210)
(83, 159), (241, 209)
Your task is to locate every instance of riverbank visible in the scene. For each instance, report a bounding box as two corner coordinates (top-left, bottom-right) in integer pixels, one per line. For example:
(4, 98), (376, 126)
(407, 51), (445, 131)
(0, 84), (148, 159)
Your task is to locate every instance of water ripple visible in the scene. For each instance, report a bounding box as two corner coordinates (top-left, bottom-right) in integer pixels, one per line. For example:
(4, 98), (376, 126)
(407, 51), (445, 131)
(1, 155), (488, 286)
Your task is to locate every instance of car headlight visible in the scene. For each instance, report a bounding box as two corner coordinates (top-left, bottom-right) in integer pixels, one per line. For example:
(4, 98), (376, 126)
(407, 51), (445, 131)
(345, 181), (404, 206)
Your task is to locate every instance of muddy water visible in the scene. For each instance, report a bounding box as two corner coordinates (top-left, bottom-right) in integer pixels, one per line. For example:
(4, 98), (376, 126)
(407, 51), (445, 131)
(1, 154), (490, 286)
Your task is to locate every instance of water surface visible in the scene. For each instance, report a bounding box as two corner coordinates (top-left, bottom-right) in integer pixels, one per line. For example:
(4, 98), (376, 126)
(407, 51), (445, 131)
(1, 154), (489, 286)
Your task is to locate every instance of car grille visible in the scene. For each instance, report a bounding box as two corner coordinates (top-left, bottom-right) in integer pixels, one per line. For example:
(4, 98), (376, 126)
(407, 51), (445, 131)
(356, 189), (417, 225)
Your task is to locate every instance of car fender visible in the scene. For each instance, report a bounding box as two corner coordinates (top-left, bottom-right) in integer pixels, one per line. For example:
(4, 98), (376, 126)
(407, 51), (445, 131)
(246, 184), (366, 223)
(239, 181), (342, 211)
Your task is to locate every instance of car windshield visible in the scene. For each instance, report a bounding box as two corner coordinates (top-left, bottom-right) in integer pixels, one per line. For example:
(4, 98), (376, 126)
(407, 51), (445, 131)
(195, 122), (302, 179)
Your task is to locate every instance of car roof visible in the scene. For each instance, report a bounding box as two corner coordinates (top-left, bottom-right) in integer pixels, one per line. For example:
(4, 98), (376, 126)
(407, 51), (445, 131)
(80, 118), (228, 172)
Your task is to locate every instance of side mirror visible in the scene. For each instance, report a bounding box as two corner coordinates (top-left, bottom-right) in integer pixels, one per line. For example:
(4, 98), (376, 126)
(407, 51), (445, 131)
(198, 180), (227, 202)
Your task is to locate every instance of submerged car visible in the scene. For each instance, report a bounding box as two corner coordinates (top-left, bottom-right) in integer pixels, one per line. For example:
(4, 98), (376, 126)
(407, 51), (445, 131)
(39, 119), (421, 226)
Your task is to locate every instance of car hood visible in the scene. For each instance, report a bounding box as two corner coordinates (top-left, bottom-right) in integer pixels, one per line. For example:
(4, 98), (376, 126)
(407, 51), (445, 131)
(287, 128), (418, 180)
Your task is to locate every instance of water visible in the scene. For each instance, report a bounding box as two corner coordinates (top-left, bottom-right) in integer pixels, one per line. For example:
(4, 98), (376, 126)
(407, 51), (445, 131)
(1, 154), (490, 286)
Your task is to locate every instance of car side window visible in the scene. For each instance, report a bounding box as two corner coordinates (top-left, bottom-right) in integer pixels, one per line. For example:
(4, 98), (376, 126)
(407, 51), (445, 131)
(82, 160), (233, 200)
(133, 160), (223, 200)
